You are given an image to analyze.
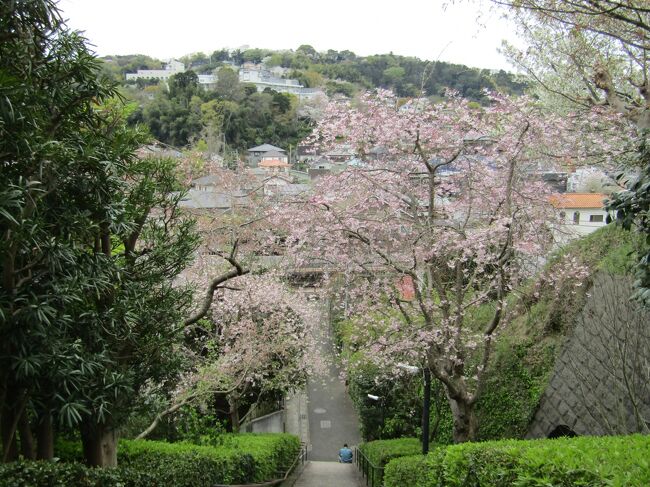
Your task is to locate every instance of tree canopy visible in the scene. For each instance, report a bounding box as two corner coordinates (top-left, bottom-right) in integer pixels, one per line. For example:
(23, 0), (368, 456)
(485, 0), (650, 304)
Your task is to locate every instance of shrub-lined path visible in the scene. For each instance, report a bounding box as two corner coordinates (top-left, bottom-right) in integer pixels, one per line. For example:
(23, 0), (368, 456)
(293, 295), (362, 486)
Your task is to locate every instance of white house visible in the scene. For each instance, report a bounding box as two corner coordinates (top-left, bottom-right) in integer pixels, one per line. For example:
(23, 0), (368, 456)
(126, 60), (216, 89)
(549, 193), (612, 243)
(125, 59), (185, 82)
(238, 64), (323, 100)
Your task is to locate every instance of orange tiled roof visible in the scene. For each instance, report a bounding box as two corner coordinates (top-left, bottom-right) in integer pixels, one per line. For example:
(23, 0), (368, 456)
(549, 193), (606, 209)
(259, 159), (290, 168)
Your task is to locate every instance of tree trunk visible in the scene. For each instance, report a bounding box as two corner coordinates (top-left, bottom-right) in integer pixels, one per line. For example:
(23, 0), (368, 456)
(228, 396), (240, 433)
(81, 421), (118, 467)
(36, 412), (54, 460)
(448, 396), (477, 443)
(1, 409), (18, 462)
(18, 411), (35, 459)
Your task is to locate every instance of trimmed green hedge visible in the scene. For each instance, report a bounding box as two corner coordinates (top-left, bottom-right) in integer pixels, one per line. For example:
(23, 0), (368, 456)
(41, 433), (300, 486)
(384, 434), (650, 487)
(359, 438), (422, 469)
(359, 438), (423, 486)
(0, 461), (154, 487)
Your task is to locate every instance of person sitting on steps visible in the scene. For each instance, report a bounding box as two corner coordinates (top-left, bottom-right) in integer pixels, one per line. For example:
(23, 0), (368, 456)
(338, 443), (353, 463)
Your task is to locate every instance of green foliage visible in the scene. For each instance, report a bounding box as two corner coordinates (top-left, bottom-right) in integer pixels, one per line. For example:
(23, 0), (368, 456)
(131, 73), (312, 150)
(359, 439), (424, 487)
(552, 224), (643, 275)
(360, 438), (422, 468)
(54, 434), (300, 486)
(384, 434), (650, 487)
(607, 133), (650, 306)
(383, 454), (429, 487)
(307, 52), (526, 100)
(0, 461), (155, 487)
(336, 225), (643, 446)
(0, 0), (203, 463)
(172, 406), (227, 446)
(475, 340), (555, 441)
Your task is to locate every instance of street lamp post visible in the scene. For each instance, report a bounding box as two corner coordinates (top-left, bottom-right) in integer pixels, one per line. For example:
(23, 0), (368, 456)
(422, 369), (431, 455)
(367, 394), (385, 439)
(397, 363), (431, 455)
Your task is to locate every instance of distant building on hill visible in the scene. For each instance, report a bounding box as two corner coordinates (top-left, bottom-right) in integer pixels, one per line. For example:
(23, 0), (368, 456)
(239, 64), (323, 99)
(125, 59), (185, 82)
(258, 149), (291, 175)
(247, 144), (286, 167)
(549, 192), (612, 244)
(126, 59), (216, 89)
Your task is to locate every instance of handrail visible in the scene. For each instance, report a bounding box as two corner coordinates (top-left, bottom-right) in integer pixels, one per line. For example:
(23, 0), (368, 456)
(355, 446), (385, 487)
(213, 442), (308, 487)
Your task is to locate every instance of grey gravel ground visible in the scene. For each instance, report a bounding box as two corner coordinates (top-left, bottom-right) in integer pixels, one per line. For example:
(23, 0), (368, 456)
(305, 302), (362, 462)
(292, 461), (361, 487)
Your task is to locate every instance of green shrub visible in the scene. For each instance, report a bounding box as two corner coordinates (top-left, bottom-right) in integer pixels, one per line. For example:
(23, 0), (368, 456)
(359, 438), (422, 468)
(53, 433), (300, 486)
(384, 434), (650, 487)
(359, 438), (423, 486)
(383, 454), (429, 487)
(0, 461), (155, 487)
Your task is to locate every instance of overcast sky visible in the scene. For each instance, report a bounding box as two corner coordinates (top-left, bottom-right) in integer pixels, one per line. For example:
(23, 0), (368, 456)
(57, 0), (521, 71)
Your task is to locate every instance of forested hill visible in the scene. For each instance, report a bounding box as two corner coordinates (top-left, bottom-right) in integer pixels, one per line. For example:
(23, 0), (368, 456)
(101, 47), (528, 152)
(101, 45), (527, 101)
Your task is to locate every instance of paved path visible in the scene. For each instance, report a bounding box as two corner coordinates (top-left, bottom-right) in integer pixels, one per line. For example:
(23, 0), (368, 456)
(293, 461), (361, 487)
(306, 298), (362, 461)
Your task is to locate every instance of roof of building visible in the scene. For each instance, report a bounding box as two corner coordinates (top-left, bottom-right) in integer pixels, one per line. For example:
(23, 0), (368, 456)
(191, 174), (220, 186)
(326, 146), (354, 157)
(275, 184), (311, 196)
(248, 144), (285, 153)
(179, 189), (247, 210)
(261, 150), (287, 158)
(309, 157), (333, 166)
(549, 193), (606, 209)
(259, 159), (291, 168)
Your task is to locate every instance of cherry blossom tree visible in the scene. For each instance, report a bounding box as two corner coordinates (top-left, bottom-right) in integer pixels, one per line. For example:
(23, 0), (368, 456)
(136, 168), (320, 438)
(137, 272), (318, 438)
(471, 0), (650, 130)
(473, 0), (650, 303)
(279, 90), (614, 442)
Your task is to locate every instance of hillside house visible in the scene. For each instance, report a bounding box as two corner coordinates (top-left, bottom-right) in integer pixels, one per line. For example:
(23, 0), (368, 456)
(177, 190), (249, 211)
(549, 193), (611, 243)
(325, 146), (355, 163)
(258, 149), (291, 175)
(263, 175), (310, 198)
(191, 174), (220, 191)
(247, 144), (286, 167)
